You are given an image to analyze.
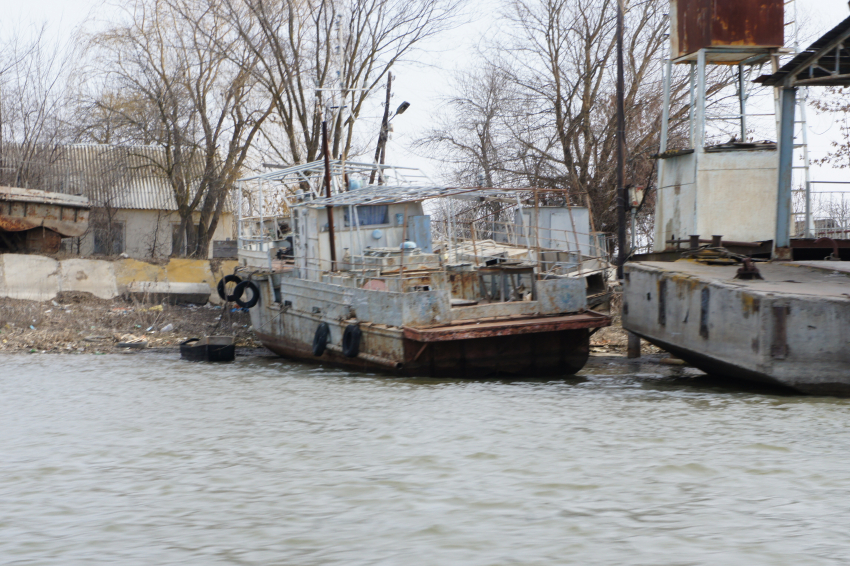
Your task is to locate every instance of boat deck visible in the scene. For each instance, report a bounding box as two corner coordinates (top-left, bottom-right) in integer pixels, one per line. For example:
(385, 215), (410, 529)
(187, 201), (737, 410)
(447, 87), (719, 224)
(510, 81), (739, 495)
(637, 260), (850, 299)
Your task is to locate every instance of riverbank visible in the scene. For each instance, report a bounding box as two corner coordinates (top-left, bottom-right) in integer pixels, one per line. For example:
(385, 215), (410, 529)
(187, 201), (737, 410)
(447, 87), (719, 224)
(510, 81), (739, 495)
(0, 293), (660, 357)
(0, 294), (257, 354)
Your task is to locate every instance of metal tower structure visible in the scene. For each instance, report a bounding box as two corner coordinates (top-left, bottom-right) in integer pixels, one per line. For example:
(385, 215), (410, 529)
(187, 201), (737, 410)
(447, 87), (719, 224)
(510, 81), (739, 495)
(653, 0), (788, 254)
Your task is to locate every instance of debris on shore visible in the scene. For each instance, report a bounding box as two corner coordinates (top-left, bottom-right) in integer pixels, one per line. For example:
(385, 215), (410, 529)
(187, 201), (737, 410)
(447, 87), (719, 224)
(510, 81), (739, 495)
(0, 292), (258, 354)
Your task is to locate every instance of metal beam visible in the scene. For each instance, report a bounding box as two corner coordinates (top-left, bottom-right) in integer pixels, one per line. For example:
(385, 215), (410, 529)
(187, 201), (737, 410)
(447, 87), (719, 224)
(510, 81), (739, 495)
(660, 59), (672, 153)
(695, 50), (706, 151)
(775, 87), (797, 256)
(784, 28), (850, 87)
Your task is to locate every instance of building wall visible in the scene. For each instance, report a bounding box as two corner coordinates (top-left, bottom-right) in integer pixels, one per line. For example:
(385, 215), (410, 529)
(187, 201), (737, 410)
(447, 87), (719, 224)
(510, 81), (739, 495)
(78, 209), (233, 259)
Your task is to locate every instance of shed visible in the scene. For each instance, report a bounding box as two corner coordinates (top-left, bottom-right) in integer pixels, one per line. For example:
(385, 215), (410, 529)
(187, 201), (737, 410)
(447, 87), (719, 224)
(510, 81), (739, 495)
(58, 144), (234, 258)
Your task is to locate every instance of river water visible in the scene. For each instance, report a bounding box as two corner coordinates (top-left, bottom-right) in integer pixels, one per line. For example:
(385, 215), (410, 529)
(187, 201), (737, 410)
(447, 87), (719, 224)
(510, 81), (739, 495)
(2, 353), (849, 565)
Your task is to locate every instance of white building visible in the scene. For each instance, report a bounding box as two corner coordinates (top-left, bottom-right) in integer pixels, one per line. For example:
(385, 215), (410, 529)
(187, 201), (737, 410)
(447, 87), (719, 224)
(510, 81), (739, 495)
(59, 145), (234, 259)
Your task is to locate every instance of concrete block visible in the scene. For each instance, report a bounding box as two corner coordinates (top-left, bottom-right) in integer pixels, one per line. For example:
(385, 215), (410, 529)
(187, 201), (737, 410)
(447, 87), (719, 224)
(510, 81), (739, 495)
(167, 258), (221, 304)
(114, 259), (168, 292)
(59, 259), (118, 299)
(0, 254), (60, 301)
(166, 258), (215, 284)
(126, 281), (210, 304)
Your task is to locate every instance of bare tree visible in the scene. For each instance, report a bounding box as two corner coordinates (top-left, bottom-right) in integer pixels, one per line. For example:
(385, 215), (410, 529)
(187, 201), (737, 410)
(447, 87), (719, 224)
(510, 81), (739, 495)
(0, 22), (81, 190)
(85, 0), (273, 256)
(420, 0), (735, 245)
(218, 0), (464, 167)
(812, 87), (850, 170)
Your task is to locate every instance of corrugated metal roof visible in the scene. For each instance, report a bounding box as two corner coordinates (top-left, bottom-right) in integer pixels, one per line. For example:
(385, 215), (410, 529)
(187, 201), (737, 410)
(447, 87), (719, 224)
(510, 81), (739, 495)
(59, 144), (205, 211)
(0, 143), (238, 212)
(756, 15), (850, 87)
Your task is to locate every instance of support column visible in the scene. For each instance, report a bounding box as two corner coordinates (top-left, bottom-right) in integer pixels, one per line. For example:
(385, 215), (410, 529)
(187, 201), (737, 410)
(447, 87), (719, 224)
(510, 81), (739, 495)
(627, 332), (641, 358)
(775, 87), (797, 259)
(694, 50), (706, 151)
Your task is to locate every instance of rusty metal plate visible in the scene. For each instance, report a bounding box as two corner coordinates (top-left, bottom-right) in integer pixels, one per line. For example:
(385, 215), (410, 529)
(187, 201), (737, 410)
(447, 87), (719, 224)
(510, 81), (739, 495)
(403, 311), (611, 342)
(673, 0), (784, 58)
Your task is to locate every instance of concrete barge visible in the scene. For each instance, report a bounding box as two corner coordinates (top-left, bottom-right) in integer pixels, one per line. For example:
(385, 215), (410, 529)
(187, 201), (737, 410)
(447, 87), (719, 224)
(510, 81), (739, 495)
(624, 260), (850, 395)
(622, 12), (850, 395)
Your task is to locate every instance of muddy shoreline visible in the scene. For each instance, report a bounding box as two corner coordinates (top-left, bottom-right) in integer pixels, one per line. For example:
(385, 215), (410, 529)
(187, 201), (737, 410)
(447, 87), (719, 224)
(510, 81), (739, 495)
(0, 293), (258, 354)
(0, 293), (660, 359)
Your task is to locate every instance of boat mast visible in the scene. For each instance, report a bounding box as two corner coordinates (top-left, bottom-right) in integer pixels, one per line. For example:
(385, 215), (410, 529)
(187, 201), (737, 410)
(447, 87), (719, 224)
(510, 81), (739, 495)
(323, 121), (337, 271)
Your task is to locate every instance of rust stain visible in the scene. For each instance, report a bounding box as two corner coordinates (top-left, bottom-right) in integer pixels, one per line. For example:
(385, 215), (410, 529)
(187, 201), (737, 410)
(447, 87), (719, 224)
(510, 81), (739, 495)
(675, 0), (783, 57)
(741, 293), (760, 318)
(404, 312), (610, 342)
(0, 217), (41, 232)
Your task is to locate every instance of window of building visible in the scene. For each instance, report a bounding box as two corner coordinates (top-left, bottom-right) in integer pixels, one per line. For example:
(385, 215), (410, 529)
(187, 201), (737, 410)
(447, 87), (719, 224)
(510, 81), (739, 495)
(93, 222), (125, 255)
(344, 205), (389, 227)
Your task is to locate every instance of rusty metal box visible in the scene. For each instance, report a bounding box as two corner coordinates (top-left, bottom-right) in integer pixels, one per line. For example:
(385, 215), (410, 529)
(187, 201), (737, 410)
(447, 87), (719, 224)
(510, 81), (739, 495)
(670, 0), (784, 59)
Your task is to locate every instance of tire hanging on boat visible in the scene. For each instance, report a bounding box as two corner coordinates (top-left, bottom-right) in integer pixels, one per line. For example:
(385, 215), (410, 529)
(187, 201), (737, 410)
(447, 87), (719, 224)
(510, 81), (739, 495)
(312, 322), (330, 356)
(233, 280), (260, 309)
(342, 324), (361, 358)
(217, 274), (243, 302)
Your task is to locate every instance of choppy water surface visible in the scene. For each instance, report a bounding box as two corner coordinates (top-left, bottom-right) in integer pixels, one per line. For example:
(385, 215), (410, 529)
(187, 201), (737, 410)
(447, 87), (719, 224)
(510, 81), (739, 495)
(2, 353), (850, 565)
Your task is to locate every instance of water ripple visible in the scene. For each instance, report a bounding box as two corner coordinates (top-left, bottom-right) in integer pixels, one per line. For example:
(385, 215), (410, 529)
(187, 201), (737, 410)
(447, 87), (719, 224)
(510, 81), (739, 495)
(1, 353), (849, 565)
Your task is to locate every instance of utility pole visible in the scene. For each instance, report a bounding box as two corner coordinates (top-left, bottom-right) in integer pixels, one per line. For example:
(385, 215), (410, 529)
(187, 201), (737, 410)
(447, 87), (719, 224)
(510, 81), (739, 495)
(617, 0), (640, 358)
(616, 0), (627, 280)
(369, 72), (392, 185)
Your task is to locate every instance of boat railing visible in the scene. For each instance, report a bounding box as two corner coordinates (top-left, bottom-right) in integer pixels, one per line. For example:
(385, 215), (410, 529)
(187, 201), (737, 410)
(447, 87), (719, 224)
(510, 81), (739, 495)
(430, 217), (612, 276)
(797, 187), (850, 239)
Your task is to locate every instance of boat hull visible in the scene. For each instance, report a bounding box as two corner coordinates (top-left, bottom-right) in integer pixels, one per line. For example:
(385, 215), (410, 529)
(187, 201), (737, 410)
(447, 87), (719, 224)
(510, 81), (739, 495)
(256, 326), (591, 378)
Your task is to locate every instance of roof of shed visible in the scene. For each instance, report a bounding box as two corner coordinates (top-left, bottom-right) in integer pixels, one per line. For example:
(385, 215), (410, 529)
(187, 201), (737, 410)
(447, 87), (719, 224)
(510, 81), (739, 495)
(756, 15), (850, 87)
(60, 144), (206, 211)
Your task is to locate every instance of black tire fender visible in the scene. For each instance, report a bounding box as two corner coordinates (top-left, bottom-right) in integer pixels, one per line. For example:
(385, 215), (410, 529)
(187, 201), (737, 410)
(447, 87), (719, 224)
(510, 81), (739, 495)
(312, 322), (330, 357)
(217, 274), (243, 302)
(234, 280), (260, 309)
(342, 324), (362, 358)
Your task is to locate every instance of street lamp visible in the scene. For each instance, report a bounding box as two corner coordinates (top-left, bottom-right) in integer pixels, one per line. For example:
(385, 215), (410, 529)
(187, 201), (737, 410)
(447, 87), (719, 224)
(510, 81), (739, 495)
(369, 73), (410, 185)
(368, 100), (410, 185)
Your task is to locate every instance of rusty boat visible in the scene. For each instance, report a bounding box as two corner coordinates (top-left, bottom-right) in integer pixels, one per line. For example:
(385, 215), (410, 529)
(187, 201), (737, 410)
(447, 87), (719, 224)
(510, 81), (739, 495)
(0, 186), (90, 253)
(229, 159), (611, 377)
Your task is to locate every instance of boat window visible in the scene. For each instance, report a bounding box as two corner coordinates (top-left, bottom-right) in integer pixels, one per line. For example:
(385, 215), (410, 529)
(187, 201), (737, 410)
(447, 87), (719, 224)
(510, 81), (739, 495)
(344, 205), (389, 227)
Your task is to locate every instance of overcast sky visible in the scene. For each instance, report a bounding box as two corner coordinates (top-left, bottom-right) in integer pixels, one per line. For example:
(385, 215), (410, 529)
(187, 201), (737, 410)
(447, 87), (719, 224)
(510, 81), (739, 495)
(6, 0), (850, 186)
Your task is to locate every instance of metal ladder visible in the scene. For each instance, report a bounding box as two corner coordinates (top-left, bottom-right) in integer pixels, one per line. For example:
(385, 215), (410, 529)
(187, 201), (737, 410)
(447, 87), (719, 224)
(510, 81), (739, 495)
(773, 0), (814, 237)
